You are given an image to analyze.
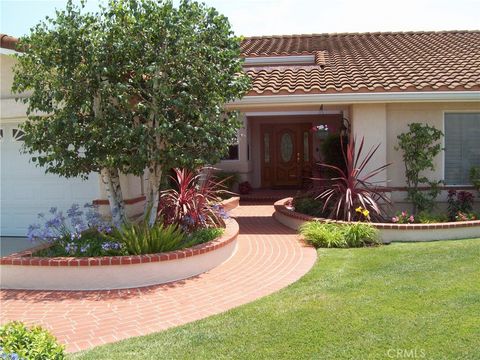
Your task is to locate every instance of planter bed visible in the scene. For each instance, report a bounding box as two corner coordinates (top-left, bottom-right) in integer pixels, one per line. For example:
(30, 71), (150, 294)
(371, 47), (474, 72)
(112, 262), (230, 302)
(274, 198), (480, 243)
(0, 219), (239, 291)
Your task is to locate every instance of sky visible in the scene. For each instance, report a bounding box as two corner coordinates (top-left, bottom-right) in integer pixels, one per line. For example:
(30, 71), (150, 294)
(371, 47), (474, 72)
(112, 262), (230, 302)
(1, 0), (479, 38)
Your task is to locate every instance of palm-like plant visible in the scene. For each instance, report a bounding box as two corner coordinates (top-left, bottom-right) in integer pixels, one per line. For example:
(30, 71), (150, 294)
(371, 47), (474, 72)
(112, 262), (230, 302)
(158, 168), (228, 232)
(315, 136), (391, 222)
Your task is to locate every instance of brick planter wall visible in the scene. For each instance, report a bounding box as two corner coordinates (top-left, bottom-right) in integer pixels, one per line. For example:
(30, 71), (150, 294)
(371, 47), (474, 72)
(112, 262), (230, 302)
(274, 198), (480, 243)
(0, 219), (239, 290)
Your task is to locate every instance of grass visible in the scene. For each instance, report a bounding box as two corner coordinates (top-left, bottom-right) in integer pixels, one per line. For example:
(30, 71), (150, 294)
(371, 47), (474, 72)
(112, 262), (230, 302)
(71, 239), (480, 360)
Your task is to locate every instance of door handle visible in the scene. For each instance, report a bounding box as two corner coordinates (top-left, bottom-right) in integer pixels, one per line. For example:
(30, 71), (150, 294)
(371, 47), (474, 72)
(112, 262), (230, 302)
(297, 152), (300, 163)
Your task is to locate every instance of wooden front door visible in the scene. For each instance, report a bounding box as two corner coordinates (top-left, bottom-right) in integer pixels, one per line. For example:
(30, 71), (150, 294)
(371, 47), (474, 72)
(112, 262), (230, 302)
(261, 123), (312, 188)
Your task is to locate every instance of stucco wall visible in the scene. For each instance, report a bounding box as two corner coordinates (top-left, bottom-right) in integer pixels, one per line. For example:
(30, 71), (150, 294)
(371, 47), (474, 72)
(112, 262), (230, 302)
(351, 103), (388, 185)
(1, 54), (16, 99)
(386, 102), (480, 187)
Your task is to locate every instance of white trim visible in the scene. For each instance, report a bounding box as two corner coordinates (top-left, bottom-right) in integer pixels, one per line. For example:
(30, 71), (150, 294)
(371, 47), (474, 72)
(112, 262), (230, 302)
(230, 91), (480, 108)
(244, 55), (315, 66)
(244, 110), (343, 116)
(0, 48), (20, 55)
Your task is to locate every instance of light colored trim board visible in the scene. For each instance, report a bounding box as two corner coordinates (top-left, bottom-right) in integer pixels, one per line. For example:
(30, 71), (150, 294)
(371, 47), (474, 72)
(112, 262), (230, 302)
(229, 91), (480, 108)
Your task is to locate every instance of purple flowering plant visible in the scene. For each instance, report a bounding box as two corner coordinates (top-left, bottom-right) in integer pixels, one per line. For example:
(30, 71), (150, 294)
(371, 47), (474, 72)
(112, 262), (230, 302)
(27, 203), (124, 257)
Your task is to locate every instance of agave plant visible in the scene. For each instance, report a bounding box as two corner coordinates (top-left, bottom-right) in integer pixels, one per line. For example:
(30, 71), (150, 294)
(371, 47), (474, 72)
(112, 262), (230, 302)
(158, 168), (229, 232)
(315, 136), (391, 222)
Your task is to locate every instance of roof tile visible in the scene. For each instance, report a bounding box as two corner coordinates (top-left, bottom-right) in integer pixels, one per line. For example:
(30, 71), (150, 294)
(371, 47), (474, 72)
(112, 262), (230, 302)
(241, 31), (480, 95)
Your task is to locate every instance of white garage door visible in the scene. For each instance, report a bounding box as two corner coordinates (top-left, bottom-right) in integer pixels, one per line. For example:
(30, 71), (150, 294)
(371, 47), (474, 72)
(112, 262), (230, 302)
(0, 122), (100, 236)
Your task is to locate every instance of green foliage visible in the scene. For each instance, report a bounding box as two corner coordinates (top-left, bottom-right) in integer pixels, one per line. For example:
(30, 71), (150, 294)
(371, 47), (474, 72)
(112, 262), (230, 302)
(299, 221), (379, 248)
(416, 212), (449, 224)
(186, 227), (224, 247)
(319, 134), (348, 177)
(111, 221), (185, 256)
(342, 222), (380, 247)
(292, 196), (325, 217)
(299, 222), (346, 248)
(34, 229), (124, 257)
(12, 0), (251, 179)
(447, 190), (475, 221)
(470, 166), (480, 192)
(395, 123), (444, 213)
(0, 321), (65, 360)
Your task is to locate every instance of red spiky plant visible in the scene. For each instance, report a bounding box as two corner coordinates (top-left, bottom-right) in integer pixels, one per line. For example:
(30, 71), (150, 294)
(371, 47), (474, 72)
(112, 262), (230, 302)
(315, 136), (391, 222)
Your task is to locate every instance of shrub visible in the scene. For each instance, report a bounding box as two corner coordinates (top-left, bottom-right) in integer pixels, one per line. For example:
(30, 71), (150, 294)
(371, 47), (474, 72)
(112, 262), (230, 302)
(417, 212), (449, 224)
(292, 196), (325, 217)
(319, 134), (348, 178)
(299, 222), (346, 248)
(342, 222), (380, 247)
(447, 190), (475, 221)
(315, 136), (391, 222)
(470, 167), (480, 192)
(455, 211), (478, 222)
(158, 168), (228, 232)
(186, 228), (224, 247)
(110, 219), (185, 255)
(395, 123), (444, 213)
(300, 221), (379, 248)
(0, 321), (65, 360)
(28, 204), (121, 257)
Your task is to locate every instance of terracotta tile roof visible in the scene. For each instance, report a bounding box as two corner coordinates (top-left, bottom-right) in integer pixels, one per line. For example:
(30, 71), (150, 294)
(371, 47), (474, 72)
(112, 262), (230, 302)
(241, 31), (480, 95)
(0, 34), (20, 51)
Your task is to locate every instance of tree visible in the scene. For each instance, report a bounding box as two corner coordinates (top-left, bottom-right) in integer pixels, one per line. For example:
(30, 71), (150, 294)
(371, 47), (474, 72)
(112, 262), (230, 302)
(103, 0), (250, 223)
(395, 123), (444, 213)
(13, 0), (250, 225)
(12, 1), (140, 225)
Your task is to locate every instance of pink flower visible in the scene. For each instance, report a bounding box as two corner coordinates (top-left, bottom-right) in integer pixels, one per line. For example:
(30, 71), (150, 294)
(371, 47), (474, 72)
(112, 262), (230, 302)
(392, 216), (399, 223)
(401, 211), (407, 217)
(408, 215), (415, 223)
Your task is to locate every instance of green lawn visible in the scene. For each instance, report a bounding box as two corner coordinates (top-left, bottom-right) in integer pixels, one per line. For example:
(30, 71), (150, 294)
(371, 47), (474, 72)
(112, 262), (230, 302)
(72, 239), (480, 360)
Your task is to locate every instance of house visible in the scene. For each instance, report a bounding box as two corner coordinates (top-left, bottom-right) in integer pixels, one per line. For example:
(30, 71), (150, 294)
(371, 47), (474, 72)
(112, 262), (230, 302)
(1, 31), (479, 236)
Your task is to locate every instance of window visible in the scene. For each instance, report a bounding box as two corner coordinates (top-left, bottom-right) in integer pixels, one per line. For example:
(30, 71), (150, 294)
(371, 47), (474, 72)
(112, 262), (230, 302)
(444, 113), (480, 185)
(222, 144), (239, 161)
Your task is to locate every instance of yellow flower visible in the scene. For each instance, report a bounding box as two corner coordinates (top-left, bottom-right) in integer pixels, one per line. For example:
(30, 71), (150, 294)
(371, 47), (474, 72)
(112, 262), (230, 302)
(362, 209), (370, 217)
(355, 207), (363, 213)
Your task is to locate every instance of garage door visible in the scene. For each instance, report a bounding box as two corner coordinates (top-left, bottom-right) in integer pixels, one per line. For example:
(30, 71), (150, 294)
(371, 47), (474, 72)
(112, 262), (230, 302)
(0, 122), (100, 236)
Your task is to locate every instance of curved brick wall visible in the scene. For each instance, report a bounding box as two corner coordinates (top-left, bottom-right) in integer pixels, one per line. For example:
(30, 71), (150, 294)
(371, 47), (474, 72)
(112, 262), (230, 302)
(0, 219), (239, 290)
(274, 198), (480, 242)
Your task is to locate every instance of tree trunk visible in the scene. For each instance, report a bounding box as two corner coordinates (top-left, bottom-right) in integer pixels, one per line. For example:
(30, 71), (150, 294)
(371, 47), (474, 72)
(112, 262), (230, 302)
(144, 164), (162, 226)
(101, 167), (127, 226)
(143, 70), (164, 226)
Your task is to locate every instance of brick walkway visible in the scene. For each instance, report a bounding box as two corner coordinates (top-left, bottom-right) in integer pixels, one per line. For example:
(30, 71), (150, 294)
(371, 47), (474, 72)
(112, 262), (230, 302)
(0, 205), (316, 353)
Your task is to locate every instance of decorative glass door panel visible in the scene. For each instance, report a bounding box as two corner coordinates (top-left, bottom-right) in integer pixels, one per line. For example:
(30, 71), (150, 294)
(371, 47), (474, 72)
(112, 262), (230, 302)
(261, 123), (312, 188)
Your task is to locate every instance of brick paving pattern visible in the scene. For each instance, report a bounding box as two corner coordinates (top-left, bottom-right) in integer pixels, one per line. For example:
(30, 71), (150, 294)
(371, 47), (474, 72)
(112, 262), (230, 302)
(0, 204), (316, 353)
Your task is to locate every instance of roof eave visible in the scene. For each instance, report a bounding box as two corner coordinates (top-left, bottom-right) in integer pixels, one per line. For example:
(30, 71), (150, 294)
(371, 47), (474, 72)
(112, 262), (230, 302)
(228, 91), (480, 109)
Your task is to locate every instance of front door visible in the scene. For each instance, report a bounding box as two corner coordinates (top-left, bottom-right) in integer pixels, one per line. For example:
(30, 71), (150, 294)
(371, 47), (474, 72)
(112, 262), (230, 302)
(261, 123), (312, 188)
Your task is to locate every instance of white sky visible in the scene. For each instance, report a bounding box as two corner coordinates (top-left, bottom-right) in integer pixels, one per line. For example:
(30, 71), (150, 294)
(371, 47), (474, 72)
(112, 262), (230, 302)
(1, 0), (479, 37)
